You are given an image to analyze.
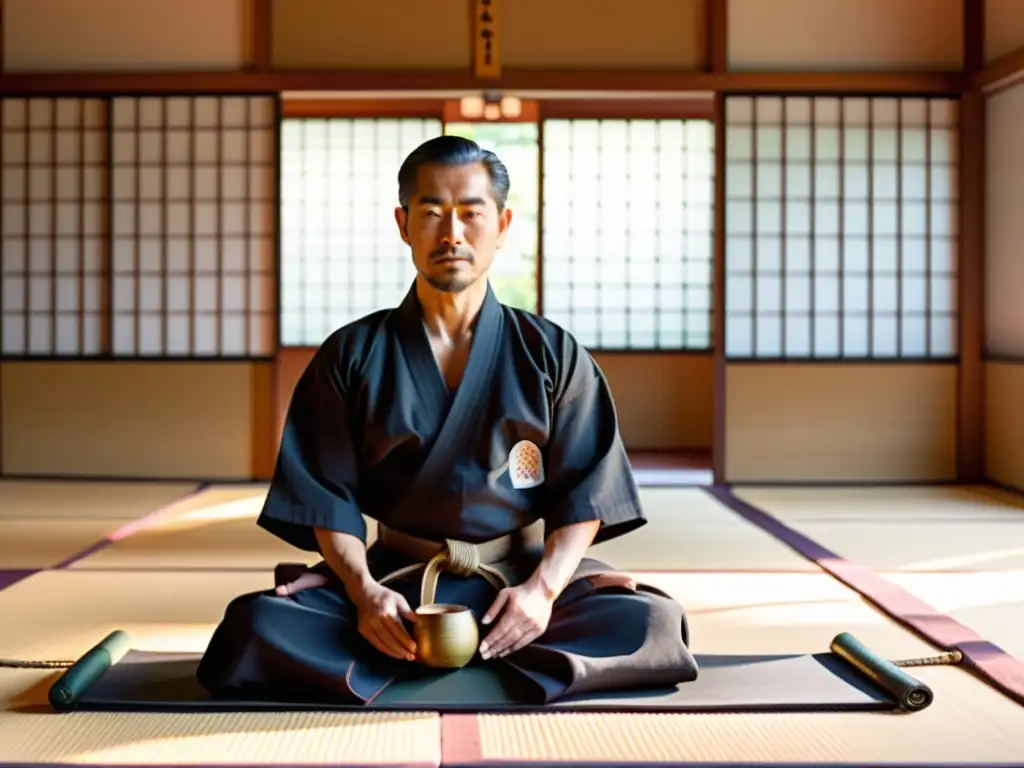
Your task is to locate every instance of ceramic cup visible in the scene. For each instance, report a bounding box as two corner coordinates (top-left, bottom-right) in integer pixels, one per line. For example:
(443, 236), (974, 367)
(413, 603), (479, 668)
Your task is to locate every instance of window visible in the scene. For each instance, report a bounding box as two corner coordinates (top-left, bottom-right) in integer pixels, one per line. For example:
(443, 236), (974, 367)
(724, 96), (959, 359)
(278, 117), (441, 346)
(1, 95), (278, 360)
(1, 98), (107, 356)
(108, 96), (277, 358)
(541, 118), (715, 350)
(276, 112), (716, 352)
(444, 121), (540, 313)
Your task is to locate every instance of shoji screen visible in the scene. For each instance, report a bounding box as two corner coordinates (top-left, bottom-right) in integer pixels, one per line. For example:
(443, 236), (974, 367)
(278, 117), (441, 347)
(2, 98), (108, 356)
(108, 95), (278, 358)
(724, 95), (959, 360)
(541, 118), (716, 351)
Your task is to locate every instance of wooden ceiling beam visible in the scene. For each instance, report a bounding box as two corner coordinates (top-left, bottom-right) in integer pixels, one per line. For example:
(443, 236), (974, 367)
(974, 45), (1024, 94)
(0, 67), (966, 97)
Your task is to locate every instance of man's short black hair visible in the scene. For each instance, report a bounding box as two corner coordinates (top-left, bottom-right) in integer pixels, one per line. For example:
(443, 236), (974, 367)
(397, 135), (511, 211)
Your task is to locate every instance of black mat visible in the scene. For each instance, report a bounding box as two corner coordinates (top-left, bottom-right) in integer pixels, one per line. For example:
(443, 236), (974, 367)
(58, 648), (908, 714)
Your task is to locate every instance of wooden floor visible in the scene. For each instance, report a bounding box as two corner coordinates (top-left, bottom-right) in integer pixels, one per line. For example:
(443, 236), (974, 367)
(1, 477), (1023, 767)
(628, 448), (713, 486)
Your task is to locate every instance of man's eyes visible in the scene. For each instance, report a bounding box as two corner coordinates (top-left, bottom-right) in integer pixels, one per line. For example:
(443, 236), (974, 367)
(421, 209), (484, 219)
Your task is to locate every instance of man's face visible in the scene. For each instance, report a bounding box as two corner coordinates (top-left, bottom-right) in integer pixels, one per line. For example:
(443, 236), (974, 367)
(395, 162), (512, 293)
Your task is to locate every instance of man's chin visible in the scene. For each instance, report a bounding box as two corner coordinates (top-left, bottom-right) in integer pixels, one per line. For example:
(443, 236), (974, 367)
(424, 271), (476, 294)
(427, 280), (471, 294)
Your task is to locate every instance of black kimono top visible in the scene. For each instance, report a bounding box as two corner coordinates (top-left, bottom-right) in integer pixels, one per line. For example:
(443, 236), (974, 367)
(258, 281), (647, 552)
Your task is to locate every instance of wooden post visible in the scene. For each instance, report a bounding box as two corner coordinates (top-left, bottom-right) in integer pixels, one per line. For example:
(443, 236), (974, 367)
(957, 0), (986, 482)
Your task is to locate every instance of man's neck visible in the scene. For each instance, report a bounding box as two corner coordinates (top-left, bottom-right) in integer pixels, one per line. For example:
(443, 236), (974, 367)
(416, 277), (488, 343)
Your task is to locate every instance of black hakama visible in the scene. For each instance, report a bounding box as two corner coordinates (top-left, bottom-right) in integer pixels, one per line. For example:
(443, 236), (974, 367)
(196, 282), (699, 703)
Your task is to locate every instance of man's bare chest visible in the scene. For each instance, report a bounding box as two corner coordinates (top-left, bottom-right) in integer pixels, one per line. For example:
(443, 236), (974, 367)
(428, 334), (472, 391)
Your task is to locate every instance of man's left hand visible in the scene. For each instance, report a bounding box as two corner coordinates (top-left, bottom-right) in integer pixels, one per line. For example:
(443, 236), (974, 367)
(478, 580), (555, 660)
(275, 567), (329, 596)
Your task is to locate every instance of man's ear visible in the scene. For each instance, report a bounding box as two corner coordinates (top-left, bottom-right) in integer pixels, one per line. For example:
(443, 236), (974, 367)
(394, 206), (410, 245)
(495, 207), (513, 249)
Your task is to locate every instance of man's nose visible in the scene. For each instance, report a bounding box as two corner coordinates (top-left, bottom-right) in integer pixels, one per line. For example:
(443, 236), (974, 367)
(440, 213), (465, 243)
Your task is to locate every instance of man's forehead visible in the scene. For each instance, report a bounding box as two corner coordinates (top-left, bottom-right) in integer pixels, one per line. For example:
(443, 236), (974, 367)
(415, 162), (492, 194)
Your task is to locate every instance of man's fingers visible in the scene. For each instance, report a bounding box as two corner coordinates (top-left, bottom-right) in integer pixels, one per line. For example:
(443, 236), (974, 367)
(490, 628), (524, 659)
(480, 612), (518, 659)
(381, 613), (417, 659)
(499, 628), (536, 658)
(394, 595), (417, 622)
(481, 590), (509, 625)
(367, 624), (409, 660)
(588, 573), (636, 591)
(274, 570), (329, 596)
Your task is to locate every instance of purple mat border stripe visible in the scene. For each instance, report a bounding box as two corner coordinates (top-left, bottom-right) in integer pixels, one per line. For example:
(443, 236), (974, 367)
(5, 482), (1024, 768)
(50, 483), (208, 570)
(0, 763), (1019, 768)
(0, 765), (440, 768)
(705, 485), (1024, 710)
(439, 761), (1024, 768)
(0, 570), (38, 592)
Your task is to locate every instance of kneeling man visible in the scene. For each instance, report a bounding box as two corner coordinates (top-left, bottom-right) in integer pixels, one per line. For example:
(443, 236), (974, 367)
(196, 136), (698, 704)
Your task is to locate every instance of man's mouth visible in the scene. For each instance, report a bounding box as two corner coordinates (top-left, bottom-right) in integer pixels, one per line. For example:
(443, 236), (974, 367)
(433, 251), (471, 263)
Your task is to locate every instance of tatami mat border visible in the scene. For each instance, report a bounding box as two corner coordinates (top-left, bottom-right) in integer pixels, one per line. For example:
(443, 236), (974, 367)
(0, 762), (438, 768)
(705, 486), (1024, 710)
(0, 571), (35, 592)
(4, 481), (1024, 768)
(50, 484), (207, 569)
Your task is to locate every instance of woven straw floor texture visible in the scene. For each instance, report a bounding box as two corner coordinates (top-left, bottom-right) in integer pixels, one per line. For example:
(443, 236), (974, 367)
(1, 480), (1022, 767)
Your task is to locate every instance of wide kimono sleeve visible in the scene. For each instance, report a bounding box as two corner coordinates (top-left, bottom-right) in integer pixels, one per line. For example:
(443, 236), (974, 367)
(257, 345), (367, 552)
(540, 337), (647, 545)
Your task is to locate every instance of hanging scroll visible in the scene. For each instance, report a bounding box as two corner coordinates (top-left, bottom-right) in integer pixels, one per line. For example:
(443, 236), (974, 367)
(473, 0), (501, 79)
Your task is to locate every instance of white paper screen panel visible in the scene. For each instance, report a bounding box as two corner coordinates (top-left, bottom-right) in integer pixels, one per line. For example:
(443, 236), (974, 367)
(541, 118), (715, 350)
(1, 98), (108, 356)
(984, 82), (1024, 357)
(278, 118), (440, 347)
(724, 96), (959, 360)
(108, 96), (277, 358)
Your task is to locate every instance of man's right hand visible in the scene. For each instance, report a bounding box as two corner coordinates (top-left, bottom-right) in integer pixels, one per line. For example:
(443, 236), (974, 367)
(351, 582), (418, 661)
(309, 528), (418, 662)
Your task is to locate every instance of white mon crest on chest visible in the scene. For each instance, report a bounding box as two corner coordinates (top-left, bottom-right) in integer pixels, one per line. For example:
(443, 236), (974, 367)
(508, 440), (545, 489)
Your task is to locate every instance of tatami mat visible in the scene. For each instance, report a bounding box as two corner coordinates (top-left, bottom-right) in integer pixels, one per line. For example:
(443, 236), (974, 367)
(0, 569), (268, 660)
(0, 482), (211, 570)
(0, 709), (440, 767)
(67, 485), (324, 571)
(733, 485), (1024, 571)
(3, 482), (1024, 766)
(0, 480), (198, 519)
(0, 518), (149, 570)
(0, 570), (440, 766)
(590, 488), (819, 571)
(66, 485), (819, 573)
(0, 567), (932, 665)
(881, 568), (1024, 660)
(0, 481), (197, 524)
(3, 567), (1023, 766)
(0, 480), (205, 569)
(0, 669), (439, 767)
(466, 669), (1024, 766)
(637, 570), (932, 658)
(462, 569), (1024, 766)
